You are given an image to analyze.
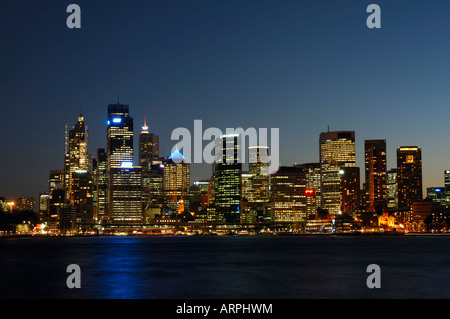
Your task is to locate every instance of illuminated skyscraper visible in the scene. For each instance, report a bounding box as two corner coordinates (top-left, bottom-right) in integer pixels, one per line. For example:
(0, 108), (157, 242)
(107, 104), (133, 170)
(139, 117), (159, 171)
(94, 148), (108, 221)
(339, 167), (360, 213)
(163, 150), (190, 214)
(271, 166), (307, 222)
(364, 140), (387, 213)
(319, 131), (356, 214)
(296, 163), (321, 218)
(213, 134), (242, 224)
(109, 165), (143, 226)
(106, 103), (142, 226)
(397, 147), (422, 209)
(64, 114), (89, 203)
(72, 169), (94, 228)
(248, 146), (271, 222)
(139, 117), (161, 214)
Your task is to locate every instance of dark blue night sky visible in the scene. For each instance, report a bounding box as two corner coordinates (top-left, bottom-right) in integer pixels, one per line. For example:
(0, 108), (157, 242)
(1, 0), (450, 198)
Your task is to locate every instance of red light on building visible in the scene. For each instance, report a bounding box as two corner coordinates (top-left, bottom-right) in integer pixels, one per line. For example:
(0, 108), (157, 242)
(305, 189), (315, 196)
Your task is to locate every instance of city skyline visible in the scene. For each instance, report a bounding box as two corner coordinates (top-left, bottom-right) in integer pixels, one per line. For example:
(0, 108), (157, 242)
(3, 1), (450, 199)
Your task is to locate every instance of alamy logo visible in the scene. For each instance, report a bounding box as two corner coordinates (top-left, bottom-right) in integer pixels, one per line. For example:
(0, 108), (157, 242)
(170, 120), (279, 173)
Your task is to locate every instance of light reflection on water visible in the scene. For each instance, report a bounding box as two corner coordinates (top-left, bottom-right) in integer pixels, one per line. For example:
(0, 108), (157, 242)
(1, 236), (450, 299)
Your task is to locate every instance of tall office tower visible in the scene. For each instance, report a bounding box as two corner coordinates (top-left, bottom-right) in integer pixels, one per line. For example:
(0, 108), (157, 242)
(248, 146), (271, 222)
(95, 148), (108, 221)
(248, 146), (270, 202)
(71, 169), (94, 228)
(319, 131), (356, 214)
(106, 103), (137, 223)
(139, 117), (161, 214)
(296, 163), (321, 218)
(64, 114), (89, 203)
(271, 166), (307, 222)
(339, 167), (360, 213)
(143, 158), (166, 210)
(397, 147), (423, 209)
(163, 150), (190, 214)
(445, 170), (450, 205)
(107, 104), (134, 169)
(240, 173), (255, 224)
(386, 169), (398, 210)
(364, 140), (387, 213)
(213, 134), (242, 224)
(109, 165), (143, 226)
(49, 170), (64, 194)
(139, 117), (159, 171)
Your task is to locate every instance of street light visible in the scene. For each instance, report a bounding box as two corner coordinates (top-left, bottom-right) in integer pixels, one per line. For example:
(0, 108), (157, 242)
(7, 202), (14, 214)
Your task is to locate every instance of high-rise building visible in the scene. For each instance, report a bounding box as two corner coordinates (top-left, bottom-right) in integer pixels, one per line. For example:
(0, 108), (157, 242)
(213, 134), (242, 224)
(139, 117), (159, 171)
(364, 140), (387, 213)
(107, 104), (134, 170)
(163, 150), (190, 214)
(95, 148), (108, 221)
(271, 166), (307, 222)
(106, 103), (139, 225)
(248, 146), (271, 223)
(319, 131), (356, 214)
(71, 169), (94, 228)
(109, 165), (143, 226)
(387, 168), (398, 210)
(339, 167), (360, 214)
(65, 114), (89, 203)
(296, 163), (321, 219)
(240, 173), (255, 224)
(143, 159), (166, 211)
(397, 147), (423, 209)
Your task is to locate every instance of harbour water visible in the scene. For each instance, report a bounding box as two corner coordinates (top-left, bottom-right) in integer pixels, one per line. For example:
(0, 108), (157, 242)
(1, 235), (449, 299)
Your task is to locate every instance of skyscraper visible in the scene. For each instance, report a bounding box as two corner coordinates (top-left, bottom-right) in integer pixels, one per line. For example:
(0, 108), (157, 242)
(65, 114), (89, 203)
(364, 140), (387, 213)
(106, 103), (142, 226)
(248, 146), (271, 222)
(319, 131), (356, 214)
(163, 149), (190, 214)
(107, 104), (134, 170)
(139, 117), (159, 171)
(108, 165), (143, 226)
(139, 117), (161, 215)
(271, 166), (307, 222)
(94, 148), (108, 221)
(213, 134), (242, 224)
(296, 163), (321, 218)
(71, 169), (94, 229)
(397, 147), (423, 209)
(339, 167), (360, 213)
